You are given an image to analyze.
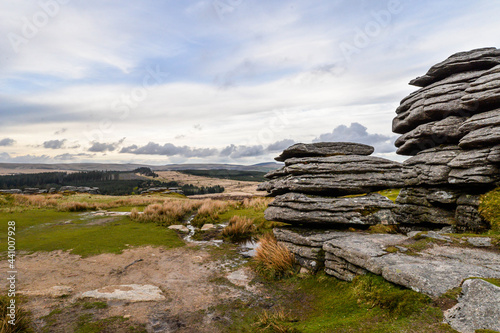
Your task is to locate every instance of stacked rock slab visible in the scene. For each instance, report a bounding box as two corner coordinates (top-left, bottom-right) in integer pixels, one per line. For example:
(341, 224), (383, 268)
(259, 142), (403, 226)
(392, 47), (500, 232)
(259, 142), (404, 271)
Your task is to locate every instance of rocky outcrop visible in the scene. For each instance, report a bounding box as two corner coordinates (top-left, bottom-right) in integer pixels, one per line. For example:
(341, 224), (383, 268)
(273, 228), (346, 272)
(444, 279), (500, 333)
(0, 187), (100, 195)
(259, 142), (402, 227)
(323, 232), (500, 297)
(261, 155), (403, 196)
(393, 48), (500, 232)
(274, 227), (500, 297)
(81, 284), (165, 302)
(266, 193), (396, 225)
(59, 186), (100, 194)
(275, 142), (374, 162)
(409, 47), (500, 87)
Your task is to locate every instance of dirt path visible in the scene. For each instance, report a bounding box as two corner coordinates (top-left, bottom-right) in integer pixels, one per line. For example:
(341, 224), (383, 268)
(1, 244), (262, 332)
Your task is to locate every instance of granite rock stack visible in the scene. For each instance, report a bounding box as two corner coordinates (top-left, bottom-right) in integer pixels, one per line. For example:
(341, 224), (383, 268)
(258, 142), (404, 226)
(392, 47), (500, 232)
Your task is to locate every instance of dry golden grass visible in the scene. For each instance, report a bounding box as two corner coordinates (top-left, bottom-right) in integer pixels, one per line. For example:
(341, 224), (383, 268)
(256, 307), (299, 333)
(191, 199), (236, 227)
(197, 199), (232, 219)
(254, 233), (295, 278)
(0, 296), (33, 333)
(130, 199), (202, 226)
(57, 201), (99, 212)
(9, 194), (63, 209)
(222, 215), (256, 240)
(0, 193), (171, 213)
(242, 197), (272, 210)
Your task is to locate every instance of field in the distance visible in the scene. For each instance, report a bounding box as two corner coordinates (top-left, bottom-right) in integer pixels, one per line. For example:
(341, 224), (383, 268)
(155, 170), (262, 198)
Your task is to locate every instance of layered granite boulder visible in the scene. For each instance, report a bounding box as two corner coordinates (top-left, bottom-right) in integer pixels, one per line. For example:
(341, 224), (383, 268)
(273, 227), (500, 298)
(392, 48), (500, 232)
(259, 142), (403, 227)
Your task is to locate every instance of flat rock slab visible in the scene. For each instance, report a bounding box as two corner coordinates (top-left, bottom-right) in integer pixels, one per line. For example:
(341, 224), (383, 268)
(322, 233), (500, 297)
(467, 237), (492, 247)
(381, 256), (499, 297)
(409, 47), (500, 87)
(168, 225), (189, 233)
(274, 227), (347, 247)
(266, 193), (396, 225)
(201, 224), (216, 231)
(21, 285), (73, 298)
(262, 173), (404, 196)
(444, 279), (500, 333)
(81, 284), (165, 302)
(324, 233), (408, 275)
(275, 142), (374, 162)
(226, 267), (256, 291)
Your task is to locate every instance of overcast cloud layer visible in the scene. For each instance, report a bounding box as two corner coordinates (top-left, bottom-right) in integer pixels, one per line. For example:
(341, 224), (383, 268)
(1, 0), (500, 165)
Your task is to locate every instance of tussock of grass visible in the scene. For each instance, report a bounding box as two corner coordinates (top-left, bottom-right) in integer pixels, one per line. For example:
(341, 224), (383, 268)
(242, 197), (272, 210)
(0, 193), (170, 213)
(256, 307), (299, 333)
(480, 187), (500, 232)
(192, 199), (234, 227)
(222, 216), (256, 240)
(58, 201), (99, 212)
(367, 224), (398, 234)
(130, 199), (201, 226)
(254, 233), (295, 278)
(0, 296), (33, 333)
(352, 274), (431, 317)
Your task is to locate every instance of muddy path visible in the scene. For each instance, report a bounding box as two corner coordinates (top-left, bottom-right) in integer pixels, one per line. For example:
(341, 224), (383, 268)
(0, 243), (266, 332)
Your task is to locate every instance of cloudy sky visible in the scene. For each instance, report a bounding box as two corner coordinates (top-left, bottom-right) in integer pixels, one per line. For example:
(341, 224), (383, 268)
(1, 0), (499, 165)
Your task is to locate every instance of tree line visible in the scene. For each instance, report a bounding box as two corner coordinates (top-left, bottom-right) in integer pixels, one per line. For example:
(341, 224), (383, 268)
(0, 169), (224, 196)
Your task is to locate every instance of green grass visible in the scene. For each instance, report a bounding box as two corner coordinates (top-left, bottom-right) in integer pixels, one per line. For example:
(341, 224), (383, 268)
(0, 209), (184, 258)
(376, 189), (402, 203)
(218, 206), (284, 231)
(480, 187), (500, 232)
(219, 274), (457, 333)
(41, 299), (147, 333)
(0, 296), (34, 333)
(75, 315), (146, 333)
(465, 277), (500, 288)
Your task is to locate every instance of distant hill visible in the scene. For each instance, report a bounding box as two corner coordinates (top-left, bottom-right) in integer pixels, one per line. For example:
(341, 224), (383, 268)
(0, 162), (282, 174)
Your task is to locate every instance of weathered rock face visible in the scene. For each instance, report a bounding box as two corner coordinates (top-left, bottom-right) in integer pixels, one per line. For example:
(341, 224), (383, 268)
(273, 228), (346, 272)
(266, 193), (396, 226)
(275, 227), (500, 297)
(275, 142), (374, 162)
(409, 47), (500, 87)
(393, 48), (500, 231)
(260, 142), (402, 226)
(394, 116), (466, 155)
(393, 187), (458, 226)
(322, 231), (500, 297)
(444, 279), (500, 333)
